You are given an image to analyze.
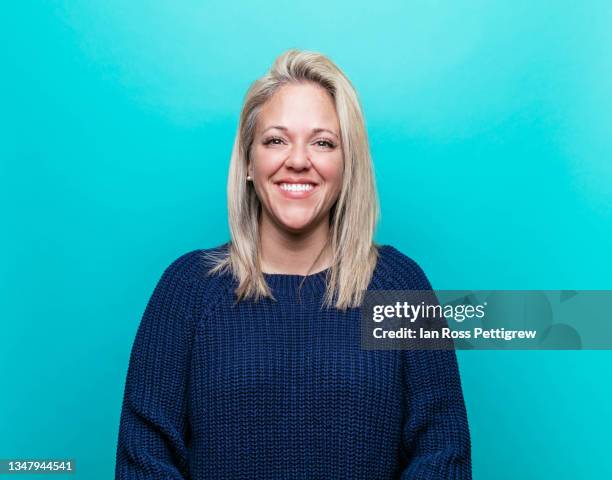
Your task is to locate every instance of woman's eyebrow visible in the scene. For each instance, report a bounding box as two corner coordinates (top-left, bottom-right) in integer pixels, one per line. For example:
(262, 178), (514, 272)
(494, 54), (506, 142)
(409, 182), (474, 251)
(262, 125), (339, 139)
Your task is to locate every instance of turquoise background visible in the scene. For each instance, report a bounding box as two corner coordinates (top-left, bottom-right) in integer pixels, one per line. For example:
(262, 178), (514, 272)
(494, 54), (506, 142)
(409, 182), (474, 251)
(2, 1), (611, 478)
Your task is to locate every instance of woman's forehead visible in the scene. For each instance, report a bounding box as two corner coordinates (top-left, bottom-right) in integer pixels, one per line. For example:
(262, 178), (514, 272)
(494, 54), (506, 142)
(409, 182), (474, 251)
(257, 84), (339, 133)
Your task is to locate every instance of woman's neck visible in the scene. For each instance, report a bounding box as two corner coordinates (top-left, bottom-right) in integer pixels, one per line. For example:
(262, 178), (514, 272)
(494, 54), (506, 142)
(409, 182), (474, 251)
(259, 215), (332, 275)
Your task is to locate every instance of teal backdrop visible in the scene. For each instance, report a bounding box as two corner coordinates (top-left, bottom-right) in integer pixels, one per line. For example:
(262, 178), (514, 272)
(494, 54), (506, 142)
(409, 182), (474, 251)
(2, 1), (611, 478)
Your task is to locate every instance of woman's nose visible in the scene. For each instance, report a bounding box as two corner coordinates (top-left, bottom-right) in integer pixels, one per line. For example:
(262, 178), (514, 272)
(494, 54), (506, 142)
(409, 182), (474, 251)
(284, 142), (311, 170)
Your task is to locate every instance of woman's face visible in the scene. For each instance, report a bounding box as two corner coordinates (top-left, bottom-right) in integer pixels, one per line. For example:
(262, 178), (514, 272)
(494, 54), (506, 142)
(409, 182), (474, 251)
(248, 82), (344, 234)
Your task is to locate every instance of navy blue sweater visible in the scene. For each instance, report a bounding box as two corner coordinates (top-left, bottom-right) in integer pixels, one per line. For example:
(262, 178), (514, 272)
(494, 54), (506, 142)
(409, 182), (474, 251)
(115, 243), (471, 479)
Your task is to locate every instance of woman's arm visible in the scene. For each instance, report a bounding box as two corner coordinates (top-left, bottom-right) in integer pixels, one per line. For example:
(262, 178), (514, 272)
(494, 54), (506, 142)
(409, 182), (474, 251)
(385, 247), (472, 479)
(399, 347), (472, 479)
(115, 255), (198, 479)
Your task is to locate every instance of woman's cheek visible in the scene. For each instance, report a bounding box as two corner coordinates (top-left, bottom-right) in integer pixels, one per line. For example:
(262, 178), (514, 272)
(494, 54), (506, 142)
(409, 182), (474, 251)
(319, 156), (344, 183)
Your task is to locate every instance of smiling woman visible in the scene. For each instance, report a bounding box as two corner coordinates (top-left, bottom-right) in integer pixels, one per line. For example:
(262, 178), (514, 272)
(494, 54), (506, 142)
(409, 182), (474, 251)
(115, 49), (472, 480)
(213, 49), (381, 307)
(247, 81), (344, 270)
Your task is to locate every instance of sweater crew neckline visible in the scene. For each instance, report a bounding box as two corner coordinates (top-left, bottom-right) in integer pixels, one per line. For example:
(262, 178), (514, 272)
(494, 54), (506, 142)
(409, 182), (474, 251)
(262, 267), (331, 297)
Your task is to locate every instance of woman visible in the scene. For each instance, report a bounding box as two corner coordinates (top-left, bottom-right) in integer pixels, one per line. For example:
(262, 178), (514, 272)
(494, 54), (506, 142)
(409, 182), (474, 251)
(115, 49), (471, 479)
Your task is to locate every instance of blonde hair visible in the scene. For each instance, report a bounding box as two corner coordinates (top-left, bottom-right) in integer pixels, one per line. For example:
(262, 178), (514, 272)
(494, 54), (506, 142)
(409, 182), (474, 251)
(203, 48), (381, 310)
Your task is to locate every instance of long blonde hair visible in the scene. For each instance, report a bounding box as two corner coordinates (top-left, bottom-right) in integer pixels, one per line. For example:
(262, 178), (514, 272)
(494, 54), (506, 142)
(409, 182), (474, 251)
(203, 48), (381, 310)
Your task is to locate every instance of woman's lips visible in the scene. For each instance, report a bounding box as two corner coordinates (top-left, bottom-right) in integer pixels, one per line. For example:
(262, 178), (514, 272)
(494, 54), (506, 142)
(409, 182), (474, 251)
(275, 183), (319, 199)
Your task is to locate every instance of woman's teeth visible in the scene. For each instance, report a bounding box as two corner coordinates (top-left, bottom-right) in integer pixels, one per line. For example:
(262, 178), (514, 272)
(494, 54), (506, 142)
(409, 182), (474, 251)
(279, 183), (314, 192)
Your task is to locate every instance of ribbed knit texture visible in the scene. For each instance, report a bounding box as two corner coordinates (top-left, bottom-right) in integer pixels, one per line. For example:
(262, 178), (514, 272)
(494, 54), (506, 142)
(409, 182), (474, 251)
(115, 243), (471, 479)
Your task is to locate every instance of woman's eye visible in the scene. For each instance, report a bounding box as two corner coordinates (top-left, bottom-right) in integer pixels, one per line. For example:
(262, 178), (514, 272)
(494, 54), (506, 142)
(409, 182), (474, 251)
(263, 137), (284, 145)
(315, 140), (336, 148)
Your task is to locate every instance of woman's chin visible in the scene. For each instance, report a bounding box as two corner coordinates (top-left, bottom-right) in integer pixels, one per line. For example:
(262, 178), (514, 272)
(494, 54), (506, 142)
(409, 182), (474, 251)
(266, 206), (326, 234)
(275, 215), (319, 233)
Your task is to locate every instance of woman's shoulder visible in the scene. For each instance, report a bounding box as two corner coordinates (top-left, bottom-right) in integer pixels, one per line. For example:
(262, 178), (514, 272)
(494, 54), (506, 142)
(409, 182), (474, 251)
(159, 242), (232, 288)
(374, 244), (433, 290)
(154, 242), (233, 314)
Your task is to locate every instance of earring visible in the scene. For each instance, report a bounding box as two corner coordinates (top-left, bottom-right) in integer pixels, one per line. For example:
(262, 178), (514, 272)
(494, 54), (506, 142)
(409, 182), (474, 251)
(246, 175), (252, 181)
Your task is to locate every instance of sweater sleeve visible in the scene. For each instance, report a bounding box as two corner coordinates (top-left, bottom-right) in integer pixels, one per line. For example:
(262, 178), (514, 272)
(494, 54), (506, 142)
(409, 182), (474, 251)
(115, 255), (198, 480)
(391, 250), (472, 479)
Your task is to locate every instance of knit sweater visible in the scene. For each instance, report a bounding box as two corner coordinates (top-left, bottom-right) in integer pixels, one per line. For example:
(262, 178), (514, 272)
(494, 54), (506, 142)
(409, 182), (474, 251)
(115, 243), (471, 479)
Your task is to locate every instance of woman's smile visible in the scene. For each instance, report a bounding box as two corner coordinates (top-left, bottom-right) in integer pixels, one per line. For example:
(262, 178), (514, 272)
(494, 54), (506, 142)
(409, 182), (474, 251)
(275, 181), (320, 199)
